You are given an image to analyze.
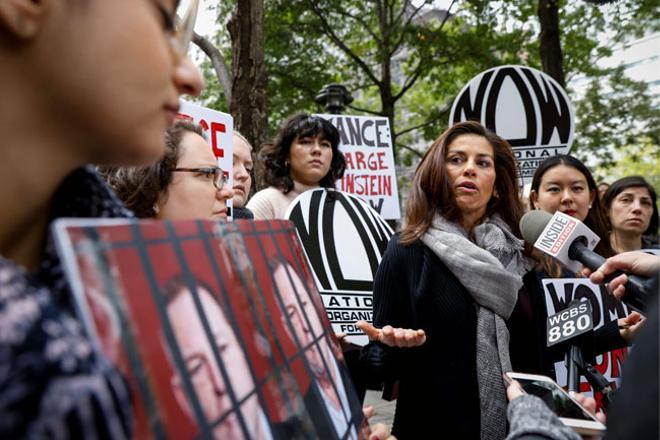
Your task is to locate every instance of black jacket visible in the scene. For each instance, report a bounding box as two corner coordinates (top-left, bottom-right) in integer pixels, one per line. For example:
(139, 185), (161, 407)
(360, 235), (480, 439)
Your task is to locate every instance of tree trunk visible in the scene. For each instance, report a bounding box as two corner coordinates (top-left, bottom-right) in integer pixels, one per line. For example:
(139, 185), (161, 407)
(228, 0), (268, 157)
(192, 33), (232, 102)
(376, 0), (396, 158)
(538, 0), (566, 87)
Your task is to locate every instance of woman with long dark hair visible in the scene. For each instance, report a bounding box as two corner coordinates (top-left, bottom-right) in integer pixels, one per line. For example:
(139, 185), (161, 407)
(509, 155), (643, 379)
(604, 176), (659, 252)
(359, 121), (531, 438)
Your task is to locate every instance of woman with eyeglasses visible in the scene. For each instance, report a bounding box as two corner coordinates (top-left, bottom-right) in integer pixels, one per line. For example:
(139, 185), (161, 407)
(0, 0), (203, 437)
(102, 119), (234, 220)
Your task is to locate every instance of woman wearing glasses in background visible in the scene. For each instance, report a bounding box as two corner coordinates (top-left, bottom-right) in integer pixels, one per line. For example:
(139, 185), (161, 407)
(0, 0), (203, 437)
(102, 119), (234, 220)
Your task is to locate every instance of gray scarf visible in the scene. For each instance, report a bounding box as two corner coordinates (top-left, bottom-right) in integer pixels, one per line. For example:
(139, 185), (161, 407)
(421, 214), (531, 440)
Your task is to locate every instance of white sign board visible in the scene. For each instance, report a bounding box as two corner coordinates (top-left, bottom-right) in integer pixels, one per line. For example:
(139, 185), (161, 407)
(449, 65), (575, 184)
(316, 114), (401, 219)
(178, 100), (234, 216)
(542, 278), (631, 409)
(286, 189), (394, 345)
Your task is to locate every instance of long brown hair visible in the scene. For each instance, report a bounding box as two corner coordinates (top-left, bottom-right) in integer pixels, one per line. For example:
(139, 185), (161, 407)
(400, 121), (524, 245)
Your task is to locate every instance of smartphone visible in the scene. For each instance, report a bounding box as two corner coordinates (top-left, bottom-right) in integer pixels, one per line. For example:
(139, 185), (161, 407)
(505, 372), (606, 436)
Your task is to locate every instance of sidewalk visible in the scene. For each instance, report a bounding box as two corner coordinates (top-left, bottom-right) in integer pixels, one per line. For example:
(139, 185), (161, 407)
(364, 390), (396, 427)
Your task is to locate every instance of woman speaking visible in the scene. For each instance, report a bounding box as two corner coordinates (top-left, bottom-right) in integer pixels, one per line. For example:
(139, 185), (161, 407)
(359, 121), (530, 439)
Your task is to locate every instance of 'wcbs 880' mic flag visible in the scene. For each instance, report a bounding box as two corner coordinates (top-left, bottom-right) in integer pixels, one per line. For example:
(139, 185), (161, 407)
(520, 210), (651, 312)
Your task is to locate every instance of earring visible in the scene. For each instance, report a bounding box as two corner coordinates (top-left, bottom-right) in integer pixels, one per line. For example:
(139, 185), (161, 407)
(588, 204), (592, 209)
(153, 204), (160, 215)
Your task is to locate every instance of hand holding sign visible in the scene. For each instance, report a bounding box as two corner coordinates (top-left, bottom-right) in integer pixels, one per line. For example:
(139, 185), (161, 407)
(356, 320), (426, 348)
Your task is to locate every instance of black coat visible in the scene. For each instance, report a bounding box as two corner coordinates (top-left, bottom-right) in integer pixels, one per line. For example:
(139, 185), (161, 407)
(360, 235), (481, 439)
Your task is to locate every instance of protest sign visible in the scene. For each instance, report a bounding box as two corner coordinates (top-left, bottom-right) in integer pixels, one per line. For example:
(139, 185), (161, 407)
(54, 218), (366, 439)
(449, 65), (574, 185)
(542, 278), (631, 410)
(286, 189), (393, 346)
(317, 114), (401, 219)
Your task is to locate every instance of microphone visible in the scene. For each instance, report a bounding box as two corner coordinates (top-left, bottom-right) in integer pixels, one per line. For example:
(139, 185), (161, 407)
(546, 300), (613, 401)
(520, 210), (650, 312)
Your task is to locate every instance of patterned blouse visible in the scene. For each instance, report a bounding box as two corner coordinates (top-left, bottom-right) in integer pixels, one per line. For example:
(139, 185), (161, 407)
(0, 167), (133, 438)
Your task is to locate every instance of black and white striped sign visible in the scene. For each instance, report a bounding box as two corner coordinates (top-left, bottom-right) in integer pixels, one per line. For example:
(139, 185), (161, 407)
(450, 65), (574, 184)
(286, 189), (393, 345)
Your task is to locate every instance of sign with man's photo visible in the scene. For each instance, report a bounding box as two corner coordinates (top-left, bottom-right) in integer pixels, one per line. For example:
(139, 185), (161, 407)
(54, 218), (367, 439)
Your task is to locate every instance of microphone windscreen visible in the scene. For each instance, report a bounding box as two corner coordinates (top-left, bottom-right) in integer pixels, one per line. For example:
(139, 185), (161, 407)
(519, 210), (553, 245)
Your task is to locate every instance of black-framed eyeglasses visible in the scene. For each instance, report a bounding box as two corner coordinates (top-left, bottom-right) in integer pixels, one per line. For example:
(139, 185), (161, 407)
(173, 167), (228, 190)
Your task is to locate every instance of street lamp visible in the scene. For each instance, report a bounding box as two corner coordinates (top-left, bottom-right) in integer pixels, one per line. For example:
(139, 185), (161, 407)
(315, 84), (353, 114)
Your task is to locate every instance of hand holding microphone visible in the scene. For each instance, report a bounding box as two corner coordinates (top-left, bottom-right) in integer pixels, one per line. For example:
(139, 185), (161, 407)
(520, 210), (656, 312)
(583, 251), (660, 299)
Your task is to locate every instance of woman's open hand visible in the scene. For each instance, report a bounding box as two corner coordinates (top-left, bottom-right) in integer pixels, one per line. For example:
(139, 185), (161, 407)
(356, 321), (426, 347)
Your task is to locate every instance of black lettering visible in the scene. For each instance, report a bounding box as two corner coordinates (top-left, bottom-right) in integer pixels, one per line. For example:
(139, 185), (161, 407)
(547, 281), (574, 313)
(288, 191), (331, 289)
(368, 198), (384, 213)
(485, 67), (537, 146)
(361, 120), (375, 147)
(375, 120), (388, 147)
(573, 284), (600, 327)
(334, 116), (349, 145)
(522, 69), (572, 145)
(452, 70), (494, 124)
(346, 117), (363, 146)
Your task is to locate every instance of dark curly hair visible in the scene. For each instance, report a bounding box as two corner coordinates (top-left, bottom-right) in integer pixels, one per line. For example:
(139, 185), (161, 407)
(259, 113), (345, 193)
(99, 119), (205, 218)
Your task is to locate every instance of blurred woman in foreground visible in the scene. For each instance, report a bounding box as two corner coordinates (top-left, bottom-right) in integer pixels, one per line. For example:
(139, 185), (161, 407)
(0, 0), (203, 436)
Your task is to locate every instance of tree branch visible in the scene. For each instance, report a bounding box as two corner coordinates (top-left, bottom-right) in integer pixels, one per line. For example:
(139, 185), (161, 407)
(305, 1), (382, 87)
(393, 61), (423, 102)
(193, 32), (232, 102)
(388, 1), (425, 56)
(396, 104), (452, 137)
(391, 0), (413, 30)
(346, 104), (385, 116)
(396, 143), (424, 158)
(332, 5), (382, 45)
